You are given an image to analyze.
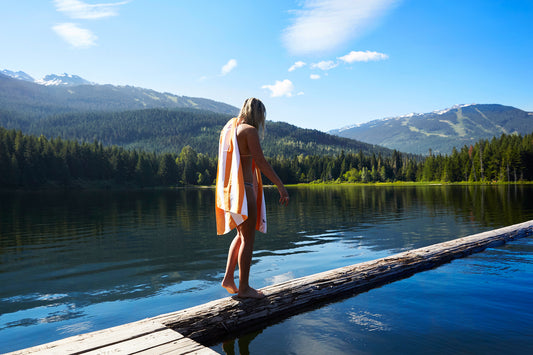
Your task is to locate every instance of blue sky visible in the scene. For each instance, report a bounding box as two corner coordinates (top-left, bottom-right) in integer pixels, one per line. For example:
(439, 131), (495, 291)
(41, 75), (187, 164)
(2, 0), (532, 131)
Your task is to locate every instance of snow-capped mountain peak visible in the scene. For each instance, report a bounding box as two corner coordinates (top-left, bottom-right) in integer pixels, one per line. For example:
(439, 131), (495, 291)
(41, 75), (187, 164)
(36, 73), (94, 87)
(390, 104), (477, 120)
(2, 69), (94, 87)
(1, 69), (35, 82)
(432, 104), (475, 115)
(331, 104), (479, 134)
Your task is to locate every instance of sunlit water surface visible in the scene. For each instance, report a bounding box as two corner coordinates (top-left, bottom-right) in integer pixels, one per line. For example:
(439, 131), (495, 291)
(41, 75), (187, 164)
(1, 185), (532, 354)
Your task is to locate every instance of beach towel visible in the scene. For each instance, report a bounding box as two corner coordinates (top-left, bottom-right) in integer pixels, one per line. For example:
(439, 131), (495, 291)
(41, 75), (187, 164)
(215, 118), (267, 235)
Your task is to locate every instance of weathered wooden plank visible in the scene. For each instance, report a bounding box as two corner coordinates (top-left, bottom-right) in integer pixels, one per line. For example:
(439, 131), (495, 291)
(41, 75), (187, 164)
(82, 328), (183, 354)
(134, 336), (219, 355)
(156, 220), (533, 344)
(4, 322), (218, 355)
(5, 320), (168, 355)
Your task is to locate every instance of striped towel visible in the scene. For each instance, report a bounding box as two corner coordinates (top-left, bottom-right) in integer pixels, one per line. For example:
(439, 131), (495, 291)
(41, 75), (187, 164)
(215, 118), (267, 235)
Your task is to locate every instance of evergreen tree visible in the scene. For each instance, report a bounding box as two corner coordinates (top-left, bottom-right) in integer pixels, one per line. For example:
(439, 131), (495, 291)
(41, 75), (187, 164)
(158, 153), (178, 186)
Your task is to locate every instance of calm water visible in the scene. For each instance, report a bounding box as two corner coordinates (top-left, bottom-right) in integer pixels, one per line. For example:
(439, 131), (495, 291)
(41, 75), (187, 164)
(0, 185), (532, 354)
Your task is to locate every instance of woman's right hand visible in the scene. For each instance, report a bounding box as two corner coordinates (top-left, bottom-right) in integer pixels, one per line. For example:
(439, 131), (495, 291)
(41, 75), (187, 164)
(278, 186), (289, 206)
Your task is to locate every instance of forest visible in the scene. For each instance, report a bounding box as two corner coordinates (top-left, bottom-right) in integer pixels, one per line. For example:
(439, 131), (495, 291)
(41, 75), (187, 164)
(270, 133), (533, 183)
(1, 126), (532, 189)
(0, 107), (392, 158)
(0, 127), (215, 188)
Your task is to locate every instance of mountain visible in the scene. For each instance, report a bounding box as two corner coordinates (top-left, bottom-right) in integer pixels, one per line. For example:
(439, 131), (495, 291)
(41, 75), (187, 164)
(36, 73), (94, 86)
(0, 70), (395, 157)
(10, 108), (393, 157)
(0, 71), (239, 116)
(1, 69), (35, 82)
(330, 104), (533, 155)
(1, 69), (93, 86)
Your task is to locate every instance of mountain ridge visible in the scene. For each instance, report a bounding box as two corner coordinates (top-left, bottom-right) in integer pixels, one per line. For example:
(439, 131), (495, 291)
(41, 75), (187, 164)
(334, 104), (477, 133)
(330, 104), (533, 155)
(36, 73), (94, 86)
(1, 69), (35, 82)
(0, 71), (393, 157)
(0, 70), (239, 116)
(5, 69), (531, 158)
(1, 69), (94, 86)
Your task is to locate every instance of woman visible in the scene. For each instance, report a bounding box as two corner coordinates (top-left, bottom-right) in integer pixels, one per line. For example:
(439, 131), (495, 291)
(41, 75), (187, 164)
(215, 98), (289, 299)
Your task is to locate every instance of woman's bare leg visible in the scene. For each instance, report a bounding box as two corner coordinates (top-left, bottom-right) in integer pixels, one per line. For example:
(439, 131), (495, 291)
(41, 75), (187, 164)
(237, 187), (264, 299)
(221, 233), (241, 294)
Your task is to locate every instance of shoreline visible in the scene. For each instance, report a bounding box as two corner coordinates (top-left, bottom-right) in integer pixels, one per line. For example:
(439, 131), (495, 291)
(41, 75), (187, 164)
(2, 180), (533, 193)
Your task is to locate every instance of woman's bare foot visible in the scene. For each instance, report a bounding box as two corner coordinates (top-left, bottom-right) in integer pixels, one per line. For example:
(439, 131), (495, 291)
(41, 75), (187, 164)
(237, 286), (265, 299)
(221, 280), (238, 294)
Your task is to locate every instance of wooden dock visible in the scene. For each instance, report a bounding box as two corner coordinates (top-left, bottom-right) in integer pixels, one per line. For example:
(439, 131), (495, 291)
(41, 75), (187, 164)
(5, 320), (218, 354)
(7, 220), (532, 355)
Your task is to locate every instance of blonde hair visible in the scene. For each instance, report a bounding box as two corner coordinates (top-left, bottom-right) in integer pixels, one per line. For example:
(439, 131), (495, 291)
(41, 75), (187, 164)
(238, 98), (266, 133)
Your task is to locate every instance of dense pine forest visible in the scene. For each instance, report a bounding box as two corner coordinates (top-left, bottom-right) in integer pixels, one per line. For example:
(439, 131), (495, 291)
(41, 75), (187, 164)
(0, 127), (216, 188)
(0, 107), (393, 158)
(270, 133), (533, 183)
(1, 127), (532, 189)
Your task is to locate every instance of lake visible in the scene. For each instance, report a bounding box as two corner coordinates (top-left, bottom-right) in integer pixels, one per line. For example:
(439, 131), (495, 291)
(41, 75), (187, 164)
(1, 184), (532, 354)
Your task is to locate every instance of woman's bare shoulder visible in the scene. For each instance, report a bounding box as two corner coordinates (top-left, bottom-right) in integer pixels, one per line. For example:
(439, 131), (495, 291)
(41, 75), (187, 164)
(237, 123), (258, 135)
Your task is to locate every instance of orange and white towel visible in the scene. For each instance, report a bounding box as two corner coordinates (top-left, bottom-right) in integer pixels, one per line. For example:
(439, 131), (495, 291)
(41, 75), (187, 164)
(215, 118), (267, 235)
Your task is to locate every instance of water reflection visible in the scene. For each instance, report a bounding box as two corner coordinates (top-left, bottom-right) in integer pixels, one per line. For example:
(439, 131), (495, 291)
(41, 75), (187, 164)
(0, 185), (532, 353)
(265, 184), (533, 256)
(214, 237), (533, 355)
(222, 330), (262, 355)
(1, 189), (224, 322)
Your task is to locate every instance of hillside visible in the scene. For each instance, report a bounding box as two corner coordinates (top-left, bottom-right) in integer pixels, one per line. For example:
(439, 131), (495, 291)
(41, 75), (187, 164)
(0, 71), (394, 158)
(0, 72), (239, 119)
(330, 104), (533, 155)
(7, 108), (393, 157)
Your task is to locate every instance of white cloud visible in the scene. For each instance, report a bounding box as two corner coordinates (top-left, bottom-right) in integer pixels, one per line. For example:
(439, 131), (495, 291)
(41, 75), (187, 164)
(283, 0), (398, 54)
(288, 61), (306, 72)
(54, 0), (129, 20)
(221, 59), (237, 76)
(53, 23), (97, 48)
(339, 50), (389, 62)
(310, 74), (321, 80)
(311, 60), (338, 71)
(262, 79), (294, 98)
(266, 272), (295, 285)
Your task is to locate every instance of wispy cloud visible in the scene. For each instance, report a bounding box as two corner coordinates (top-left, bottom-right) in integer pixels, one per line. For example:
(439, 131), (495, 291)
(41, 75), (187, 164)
(221, 59), (237, 76)
(339, 50), (388, 62)
(288, 61), (306, 72)
(262, 79), (295, 98)
(54, 0), (129, 20)
(283, 0), (398, 54)
(310, 60), (338, 71)
(303, 50), (388, 77)
(52, 0), (129, 47)
(53, 23), (98, 48)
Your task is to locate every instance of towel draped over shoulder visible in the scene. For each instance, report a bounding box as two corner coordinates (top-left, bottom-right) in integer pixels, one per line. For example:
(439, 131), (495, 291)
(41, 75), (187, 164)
(215, 118), (267, 235)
